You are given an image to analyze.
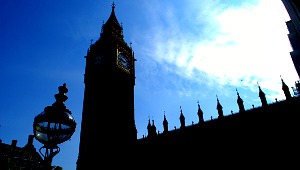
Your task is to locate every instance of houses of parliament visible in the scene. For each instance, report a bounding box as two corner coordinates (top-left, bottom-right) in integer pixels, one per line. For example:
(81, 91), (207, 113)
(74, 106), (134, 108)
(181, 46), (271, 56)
(77, 1), (300, 168)
(1, 1), (300, 169)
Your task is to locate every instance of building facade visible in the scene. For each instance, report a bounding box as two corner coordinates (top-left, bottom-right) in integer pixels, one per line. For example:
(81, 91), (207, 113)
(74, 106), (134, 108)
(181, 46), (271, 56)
(282, 0), (300, 78)
(0, 135), (43, 169)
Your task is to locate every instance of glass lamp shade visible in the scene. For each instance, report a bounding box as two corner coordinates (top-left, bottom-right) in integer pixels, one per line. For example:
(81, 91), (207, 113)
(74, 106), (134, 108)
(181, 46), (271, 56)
(33, 107), (76, 147)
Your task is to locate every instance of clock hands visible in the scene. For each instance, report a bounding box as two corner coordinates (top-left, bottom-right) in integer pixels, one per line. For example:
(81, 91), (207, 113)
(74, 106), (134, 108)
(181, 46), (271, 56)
(118, 53), (130, 70)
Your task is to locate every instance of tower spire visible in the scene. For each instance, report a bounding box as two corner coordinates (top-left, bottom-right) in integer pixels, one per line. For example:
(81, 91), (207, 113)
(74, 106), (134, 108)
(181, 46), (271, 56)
(179, 106), (185, 129)
(112, 2), (115, 10)
(102, 1), (122, 34)
(281, 75), (292, 100)
(163, 111), (168, 133)
(197, 101), (204, 124)
(216, 95), (224, 118)
(257, 82), (268, 107)
(236, 88), (245, 113)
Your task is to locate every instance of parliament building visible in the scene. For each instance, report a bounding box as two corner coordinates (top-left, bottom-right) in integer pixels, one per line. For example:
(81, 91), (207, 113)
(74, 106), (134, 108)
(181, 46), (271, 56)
(76, 3), (299, 169)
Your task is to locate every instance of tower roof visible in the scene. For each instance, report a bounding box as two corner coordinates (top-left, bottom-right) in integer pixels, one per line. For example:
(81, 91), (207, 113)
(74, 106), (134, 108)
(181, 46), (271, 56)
(103, 2), (122, 30)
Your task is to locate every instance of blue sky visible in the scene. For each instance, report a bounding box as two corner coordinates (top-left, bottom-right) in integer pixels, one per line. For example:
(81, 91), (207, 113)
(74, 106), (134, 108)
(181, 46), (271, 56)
(0, 0), (298, 169)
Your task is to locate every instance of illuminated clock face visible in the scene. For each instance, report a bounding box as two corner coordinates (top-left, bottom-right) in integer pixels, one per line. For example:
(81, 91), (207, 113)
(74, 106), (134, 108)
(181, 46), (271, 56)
(117, 53), (130, 71)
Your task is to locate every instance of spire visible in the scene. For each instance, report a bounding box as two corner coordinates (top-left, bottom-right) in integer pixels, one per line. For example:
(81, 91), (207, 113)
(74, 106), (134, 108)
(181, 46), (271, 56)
(257, 82), (268, 107)
(281, 75), (292, 100)
(101, 2), (123, 37)
(179, 106), (185, 129)
(147, 118), (151, 130)
(197, 101), (204, 124)
(152, 119), (156, 133)
(112, 2), (115, 11)
(163, 111), (168, 133)
(236, 88), (245, 113)
(216, 95), (224, 118)
(146, 118), (151, 138)
(104, 2), (121, 27)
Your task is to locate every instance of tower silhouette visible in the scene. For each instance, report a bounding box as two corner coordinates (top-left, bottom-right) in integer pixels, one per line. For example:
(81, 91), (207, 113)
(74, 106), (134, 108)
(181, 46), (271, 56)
(77, 3), (137, 169)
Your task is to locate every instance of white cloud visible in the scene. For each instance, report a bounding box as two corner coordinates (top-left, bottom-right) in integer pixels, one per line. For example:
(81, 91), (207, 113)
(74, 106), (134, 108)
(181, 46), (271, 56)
(139, 0), (298, 100)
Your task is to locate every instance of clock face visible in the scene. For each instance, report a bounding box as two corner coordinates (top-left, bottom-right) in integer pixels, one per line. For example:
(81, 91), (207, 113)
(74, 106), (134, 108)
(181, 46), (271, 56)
(93, 54), (103, 65)
(117, 53), (130, 71)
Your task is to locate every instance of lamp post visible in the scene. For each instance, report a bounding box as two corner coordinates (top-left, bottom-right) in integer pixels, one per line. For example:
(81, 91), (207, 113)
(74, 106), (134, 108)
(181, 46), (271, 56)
(33, 83), (76, 170)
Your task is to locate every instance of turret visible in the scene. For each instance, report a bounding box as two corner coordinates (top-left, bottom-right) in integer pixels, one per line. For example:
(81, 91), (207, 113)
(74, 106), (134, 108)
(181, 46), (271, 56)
(236, 89), (245, 113)
(281, 76), (292, 100)
(179, 106), (186, 129)
(197, 101), (204, 124)
(216, 95), (224, 118)
(163, 111), (168, 133)
(257, 82), (268, 107)
(147, 118), (157, 138)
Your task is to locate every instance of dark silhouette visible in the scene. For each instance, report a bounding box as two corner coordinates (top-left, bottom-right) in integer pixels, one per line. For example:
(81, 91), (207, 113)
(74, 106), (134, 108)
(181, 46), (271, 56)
(197, 101), (204, 124)
(77, 4), (300, 168)
(0, 135), (43, 169)
(282, 0), (300, 79)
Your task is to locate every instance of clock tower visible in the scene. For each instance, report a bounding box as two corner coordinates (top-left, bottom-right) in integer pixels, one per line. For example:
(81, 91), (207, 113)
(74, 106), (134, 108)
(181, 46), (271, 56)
(77, 3), (137, 169)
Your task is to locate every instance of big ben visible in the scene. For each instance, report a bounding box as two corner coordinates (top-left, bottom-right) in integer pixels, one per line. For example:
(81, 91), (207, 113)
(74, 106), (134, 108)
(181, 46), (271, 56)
(77, 3), (137, 169)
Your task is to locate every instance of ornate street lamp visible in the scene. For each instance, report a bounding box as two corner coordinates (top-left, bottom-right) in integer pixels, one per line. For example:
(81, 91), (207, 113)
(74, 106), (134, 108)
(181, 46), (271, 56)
(33, 83), (76, 169)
